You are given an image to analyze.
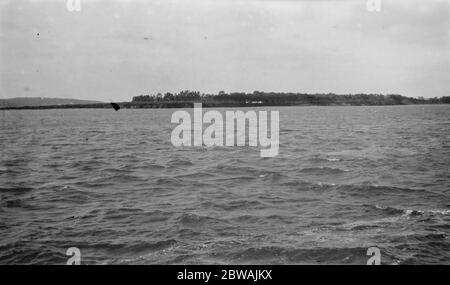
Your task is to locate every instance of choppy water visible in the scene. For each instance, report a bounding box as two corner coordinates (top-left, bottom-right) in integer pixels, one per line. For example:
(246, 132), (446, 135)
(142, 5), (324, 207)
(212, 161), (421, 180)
(1, 105), (449, 265)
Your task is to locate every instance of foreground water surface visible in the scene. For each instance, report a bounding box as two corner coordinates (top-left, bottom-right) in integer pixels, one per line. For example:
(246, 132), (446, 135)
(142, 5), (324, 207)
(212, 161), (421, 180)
(1, 105), (449, 264)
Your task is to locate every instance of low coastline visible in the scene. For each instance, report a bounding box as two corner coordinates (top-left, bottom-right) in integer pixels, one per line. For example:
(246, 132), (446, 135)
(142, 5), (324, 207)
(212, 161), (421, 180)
(2, 92), (449, 110)
(2, 100), (449, 110)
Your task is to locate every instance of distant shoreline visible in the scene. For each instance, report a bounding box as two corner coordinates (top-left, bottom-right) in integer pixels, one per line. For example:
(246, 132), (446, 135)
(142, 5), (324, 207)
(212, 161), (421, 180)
(2, 92), (449, 110)
(1, 101), (449, 110)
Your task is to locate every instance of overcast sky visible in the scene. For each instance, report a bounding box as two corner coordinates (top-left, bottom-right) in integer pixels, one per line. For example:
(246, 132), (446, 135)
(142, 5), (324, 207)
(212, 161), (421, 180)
(0, 0), (449, 101)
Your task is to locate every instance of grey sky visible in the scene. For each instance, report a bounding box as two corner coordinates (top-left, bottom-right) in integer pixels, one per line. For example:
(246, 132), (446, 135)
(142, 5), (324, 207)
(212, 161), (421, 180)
(0, 0), (449, 101)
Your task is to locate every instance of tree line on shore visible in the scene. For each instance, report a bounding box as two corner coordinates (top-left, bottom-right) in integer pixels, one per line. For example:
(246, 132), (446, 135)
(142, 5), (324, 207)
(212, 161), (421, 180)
(132, 90), (450, 106)
(2, 91), (449, 110)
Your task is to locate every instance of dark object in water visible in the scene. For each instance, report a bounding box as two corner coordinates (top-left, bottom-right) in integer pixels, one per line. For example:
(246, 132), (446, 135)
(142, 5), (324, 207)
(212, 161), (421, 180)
(110, 102), (120, 111)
